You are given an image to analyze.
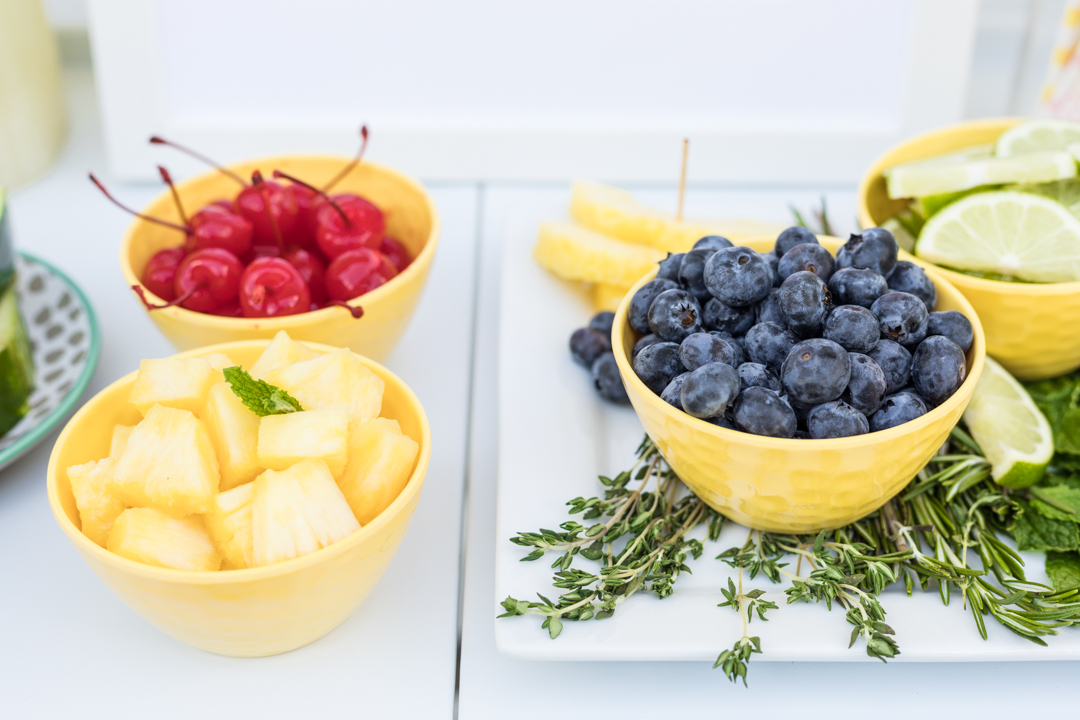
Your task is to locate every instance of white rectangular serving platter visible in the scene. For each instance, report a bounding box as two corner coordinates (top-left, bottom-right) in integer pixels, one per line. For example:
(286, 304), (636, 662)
(492, 192), (1080, 663)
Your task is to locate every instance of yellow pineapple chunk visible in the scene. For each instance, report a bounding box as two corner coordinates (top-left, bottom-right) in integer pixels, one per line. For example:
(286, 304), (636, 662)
(107, 507), (221, 571)
(251, 459), (360, 566)
(198, 352), (235, 372)
(263, 348), (383, 426)
(534, 222), (665, 286)
(592, 283), (631, 313)
(109, 424), (134, 458)
(249, 330), (321, 379)
(338, 418), (419, 524)
(257, 408), (349, 478)
(204, 382), (261, 490)
(569, 180), (787, 253)
(112, 404), (220, 516)
(128, 357), (216, 416)
(67, 458), (127, 547)
(205, 482), (254, 569)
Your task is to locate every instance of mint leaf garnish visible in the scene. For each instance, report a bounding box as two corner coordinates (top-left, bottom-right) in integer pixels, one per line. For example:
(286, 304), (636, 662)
(223, 366), (303, 416)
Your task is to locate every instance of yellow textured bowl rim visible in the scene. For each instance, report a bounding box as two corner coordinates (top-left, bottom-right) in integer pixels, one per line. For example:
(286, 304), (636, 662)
(46, 339), (432, 584)
(856, 117), (1080, 298)
(118, 156), (441, 327)
(612, 236), (986, 450)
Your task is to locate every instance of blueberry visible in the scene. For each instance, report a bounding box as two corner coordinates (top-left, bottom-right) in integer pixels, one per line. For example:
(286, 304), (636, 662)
(869, 392), (928, 432)
(927, 310), (973, 353)
(681, 362), (740, 419)
(911, 335), (967, 406)
(843, 353), (887, 416)
(743, 321), (799, 371)
(779, 271), (832, 338)
(807, 400), (869, 439)
(827, 267), (888, 309)
(886, 261), (937, 312)
(632, 341), (682, 395)
(703, 297), (755, 335)
(823, 305), (879, 354)
(588, 311), (615, 339)
(628, 278), (679, 335)
(774, 226), (819, 257)
(591, 353), (629, 404)
(871, 291), (929, 348)
(656, 253), (685, 282)
(755, 288), (785, 325)
(660, 372), (690, 408)
(836, 228), (898, 276)
(680, 332), (743, 371)
(778, 243), (835, 283)
(763, 253), (781, 287)
(737, 362), (781, 392)
(694, 235), (734, 252)
(678, 247), (718, 304)
(704, 246), (773, 307)
(570, 327), (611, 367)
(866, 339), (912, 394)
(733, 387), (797, 438)
(780, 338), (851, 405)
(633, 333), (661, 358)
(647, 289), (702, 342)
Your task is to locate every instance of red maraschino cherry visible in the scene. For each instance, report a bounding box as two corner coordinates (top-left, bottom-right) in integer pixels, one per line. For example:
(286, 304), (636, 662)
(379, 236), (411, 272)
(284, 182), (320, 249)
(233, 171), (297, 251)
(283, 248), (327, 304)
(188, 205), (254, 257)
(173, 248), (243, 313)
(325, 248), (396, 302)
(142, 247), (185, 301)
(315, 195), (385, 259)
(239, 257), (311, 318)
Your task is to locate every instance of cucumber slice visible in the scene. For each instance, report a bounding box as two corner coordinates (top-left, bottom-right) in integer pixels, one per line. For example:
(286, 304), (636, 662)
(0, 283), (35, 436)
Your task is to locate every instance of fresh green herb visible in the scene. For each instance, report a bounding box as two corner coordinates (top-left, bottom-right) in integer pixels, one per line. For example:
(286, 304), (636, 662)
(1026, 372), (1080, 455)
(790, 197), (834, 237)
(500, 430), (1080, 685)
(222, 366), (303, 417)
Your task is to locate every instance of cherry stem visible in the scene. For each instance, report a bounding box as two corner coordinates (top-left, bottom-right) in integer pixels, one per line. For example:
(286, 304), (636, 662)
(157, 165), (189, 226)
(251, 283), (267, 306)
(322, 125), (368, 193)
(252, 170), (286, 252)
(131, 281), (205, 311)
(326, 300), (365, 319)
(90, 174), (192, 234)
(272, 169), (351, 227)
(149, 136), (247, 186)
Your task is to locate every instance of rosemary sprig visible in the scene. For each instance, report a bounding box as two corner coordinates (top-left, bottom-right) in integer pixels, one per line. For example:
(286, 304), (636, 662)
(499, 429), (1080, 685)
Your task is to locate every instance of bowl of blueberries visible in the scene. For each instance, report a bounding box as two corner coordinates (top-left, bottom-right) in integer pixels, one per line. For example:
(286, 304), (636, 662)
(589, 226), (984, 533)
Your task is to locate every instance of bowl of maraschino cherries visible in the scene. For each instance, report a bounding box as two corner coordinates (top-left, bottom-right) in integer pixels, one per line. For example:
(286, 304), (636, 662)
(103, 128), (440, 361)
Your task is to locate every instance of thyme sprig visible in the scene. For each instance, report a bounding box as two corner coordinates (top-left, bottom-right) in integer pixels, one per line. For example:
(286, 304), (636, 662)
(500, 429), (1080, 684)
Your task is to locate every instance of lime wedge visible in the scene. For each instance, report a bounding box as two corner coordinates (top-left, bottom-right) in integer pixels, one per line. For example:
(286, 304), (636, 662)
(995, 119), (1080, 156)
(885, 152), (1076, 199)
(915, 191), (1080, 282)
(962, 357), (1053, 488)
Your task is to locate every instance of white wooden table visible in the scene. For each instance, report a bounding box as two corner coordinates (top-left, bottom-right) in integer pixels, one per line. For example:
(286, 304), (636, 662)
(4, 64), (1080, 720)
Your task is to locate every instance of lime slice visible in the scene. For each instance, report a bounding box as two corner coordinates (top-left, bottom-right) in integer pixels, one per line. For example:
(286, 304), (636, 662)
(962, 357), (1053, 488)
(885, 152), (1076, 199)
(1011, 178), (1080, 218)
(915, 190), (1080, 282)
(995, 119), (1080, 156)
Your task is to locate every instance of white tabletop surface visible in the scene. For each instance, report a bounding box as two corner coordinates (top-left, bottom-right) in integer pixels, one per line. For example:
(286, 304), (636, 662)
(6, 62), (1080, 720)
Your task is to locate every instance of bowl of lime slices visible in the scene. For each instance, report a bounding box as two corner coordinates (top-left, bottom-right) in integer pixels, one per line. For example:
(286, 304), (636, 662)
(858, 118), (1080, 381)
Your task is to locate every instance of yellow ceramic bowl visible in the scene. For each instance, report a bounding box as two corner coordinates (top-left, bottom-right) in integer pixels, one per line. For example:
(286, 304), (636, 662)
(120, 157), (440, 362)
(612, 236), (985, 533)
(46, 340), (431, 657)
(857, 118), (1080, 380)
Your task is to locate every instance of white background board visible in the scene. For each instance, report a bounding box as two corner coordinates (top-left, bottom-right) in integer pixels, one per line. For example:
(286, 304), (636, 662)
(86, 0), (978, 183)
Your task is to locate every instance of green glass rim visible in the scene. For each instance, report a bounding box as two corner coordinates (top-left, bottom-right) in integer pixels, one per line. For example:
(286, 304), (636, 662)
(0, 251), (100, 469)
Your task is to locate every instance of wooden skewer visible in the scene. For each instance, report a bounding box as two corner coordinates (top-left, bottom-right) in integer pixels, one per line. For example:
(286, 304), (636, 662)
(676, 138), (689, 222)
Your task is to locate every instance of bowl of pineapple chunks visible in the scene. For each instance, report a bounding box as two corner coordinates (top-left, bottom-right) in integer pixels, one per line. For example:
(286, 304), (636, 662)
(46, 331), (430, 657)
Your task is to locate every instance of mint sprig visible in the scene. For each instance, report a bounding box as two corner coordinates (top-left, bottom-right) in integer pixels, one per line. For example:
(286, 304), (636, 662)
(223, 366), (303, 416)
